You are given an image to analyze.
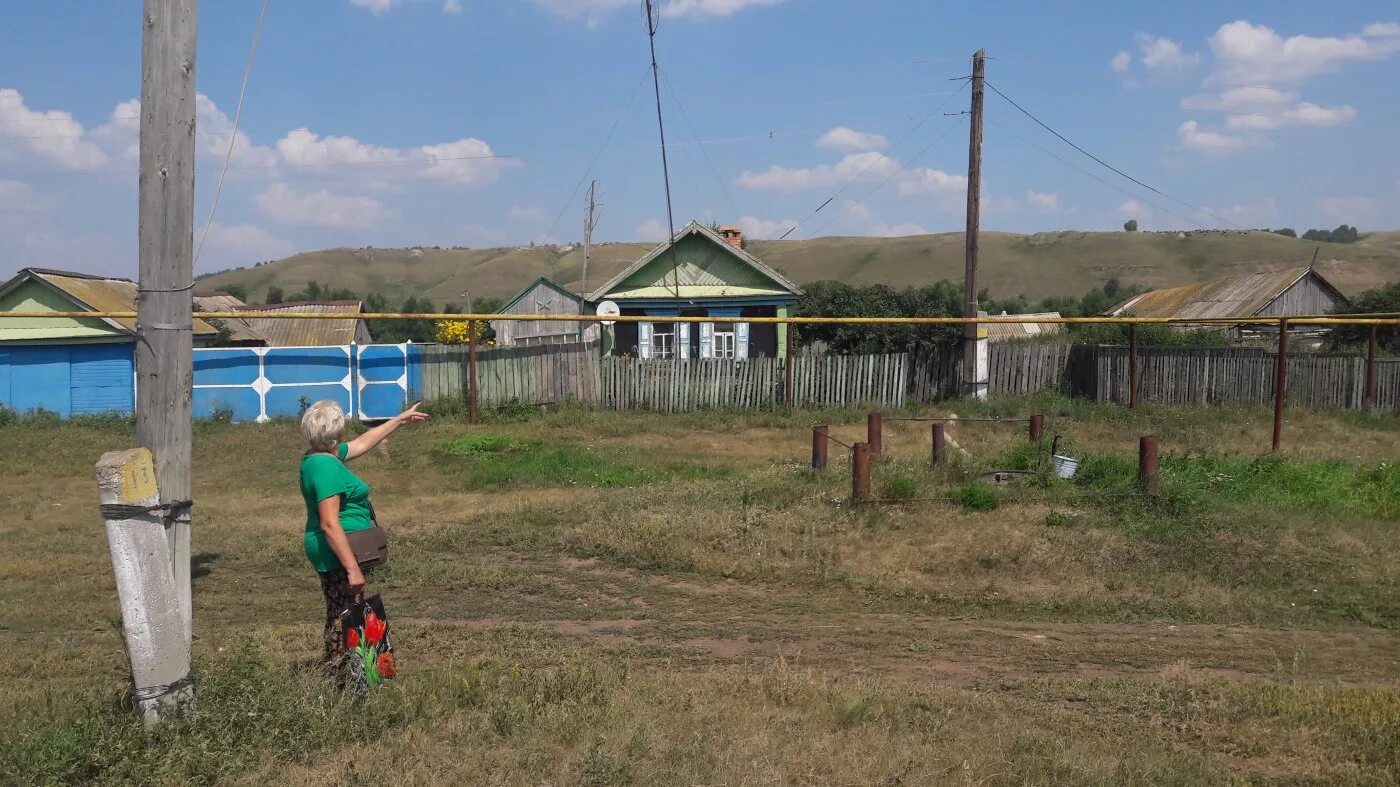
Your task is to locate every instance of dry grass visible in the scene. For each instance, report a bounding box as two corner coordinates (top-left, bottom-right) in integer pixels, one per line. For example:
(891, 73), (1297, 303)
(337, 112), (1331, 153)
(2, 400), (1398, 784)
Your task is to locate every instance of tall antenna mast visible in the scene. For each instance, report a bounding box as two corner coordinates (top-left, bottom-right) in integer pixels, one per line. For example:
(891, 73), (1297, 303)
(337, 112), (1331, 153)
(643, 0), (682, 311)
(582, 179), (599, 295)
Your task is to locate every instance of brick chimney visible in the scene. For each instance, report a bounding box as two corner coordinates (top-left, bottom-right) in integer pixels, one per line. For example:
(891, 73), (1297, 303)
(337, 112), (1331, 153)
(717, 224), (743, 248)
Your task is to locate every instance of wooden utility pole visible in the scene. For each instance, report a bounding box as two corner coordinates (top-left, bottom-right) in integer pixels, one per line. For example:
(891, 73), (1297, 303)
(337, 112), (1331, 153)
(962, 49), (986, 397)
(132, 0), (197, 720)
(580, 180), (600, 343)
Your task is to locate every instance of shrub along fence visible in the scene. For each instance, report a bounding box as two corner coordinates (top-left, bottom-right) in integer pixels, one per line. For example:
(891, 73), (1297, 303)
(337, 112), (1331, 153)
(414, 341), (1399, 413)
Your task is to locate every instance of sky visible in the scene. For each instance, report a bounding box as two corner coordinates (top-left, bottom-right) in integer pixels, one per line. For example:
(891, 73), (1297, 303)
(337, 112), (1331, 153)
(1, 0), (1398, 279)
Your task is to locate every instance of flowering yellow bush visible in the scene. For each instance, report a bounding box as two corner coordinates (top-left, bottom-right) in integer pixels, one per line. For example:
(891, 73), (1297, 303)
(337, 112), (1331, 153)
(434, 319), (491, 345)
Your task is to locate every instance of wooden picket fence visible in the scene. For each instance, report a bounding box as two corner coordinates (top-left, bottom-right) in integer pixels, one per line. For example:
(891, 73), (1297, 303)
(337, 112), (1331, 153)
(416, 340), (1399, 413)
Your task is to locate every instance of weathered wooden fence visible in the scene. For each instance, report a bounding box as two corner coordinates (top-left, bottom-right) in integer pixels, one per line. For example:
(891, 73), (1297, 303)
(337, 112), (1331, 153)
(417, 341), (1399, 413)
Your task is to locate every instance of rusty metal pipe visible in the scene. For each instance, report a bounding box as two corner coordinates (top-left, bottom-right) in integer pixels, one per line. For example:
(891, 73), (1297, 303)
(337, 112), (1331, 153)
(1028, 413), (1045, 442)
(468, 320), (479, 425)
(1272, 319), (1288, 451)
(867, 412), (883, 457)
(931, 423), (946, 466)
(1139, 435), (1159, 495)
(812, 425), (829, 470)
(1128, 323), (1138, 409)
(852, 442), (872, 503)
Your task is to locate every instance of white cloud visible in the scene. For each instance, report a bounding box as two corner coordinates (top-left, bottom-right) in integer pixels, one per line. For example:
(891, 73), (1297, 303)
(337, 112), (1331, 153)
(1027, 190), (1059, 210)
(1316, 195), (1382, 224)
(634, 218), (669, 242)
(896, 167), (967, 196)
(0, 180), (39, 212)
(350, 0), (400, 13)
(1225, 102), (1356, 131)
(736, 215), (798, 239)
(869, 222), (928, 237)
(1137, 34), (1201, 74)
(841, 200), (870, 221)
(201, 222), (295, 268)
(508, 205), (545, 222)
(1181, 85), (1296, 112)
(443, 0), (464, 12)
(1207, 20), (1400, 85)
(737, 151), (900, 192)
(1177, 120), (1251, 154)
(275, 128), (518, 186)
(1116, 199), (1148, 218)
(256, 183), (396, 228)
(663, 0), (788, 19)
(0, 88), (108, 171)
(195, 94), (278, 169)
(816, 126), (888, 152)
(1110, 50), (1131, 74)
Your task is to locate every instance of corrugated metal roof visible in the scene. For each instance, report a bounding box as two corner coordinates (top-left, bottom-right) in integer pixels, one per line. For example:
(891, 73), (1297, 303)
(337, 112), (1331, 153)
(232, 301), (366, 347)
(985, 312), (1064, 342)
(28, 269), (218, 336)
(1109, 268), (1314, 319)
(193, 293), (264, 343)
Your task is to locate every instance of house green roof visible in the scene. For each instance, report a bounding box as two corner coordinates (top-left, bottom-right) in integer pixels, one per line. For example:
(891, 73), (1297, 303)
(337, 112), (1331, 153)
(588, 221), (802, 301)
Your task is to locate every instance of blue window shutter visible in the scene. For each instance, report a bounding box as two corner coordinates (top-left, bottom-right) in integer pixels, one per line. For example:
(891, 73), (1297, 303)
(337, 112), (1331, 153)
(678, 323), (691, 359)
(699, 322), (714, 358)
(735, 323), (749, 360)
(638, 322), (653, 359)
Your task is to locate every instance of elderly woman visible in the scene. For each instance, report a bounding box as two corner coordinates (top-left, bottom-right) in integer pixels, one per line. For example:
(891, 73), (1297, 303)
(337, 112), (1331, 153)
(299, 399), (426, 684)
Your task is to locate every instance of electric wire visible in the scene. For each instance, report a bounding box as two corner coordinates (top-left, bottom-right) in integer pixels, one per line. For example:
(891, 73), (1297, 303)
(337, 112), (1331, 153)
(985, 80), (1244, 228)
(194, 0), (271, 266)
(661, 70), (741, 220)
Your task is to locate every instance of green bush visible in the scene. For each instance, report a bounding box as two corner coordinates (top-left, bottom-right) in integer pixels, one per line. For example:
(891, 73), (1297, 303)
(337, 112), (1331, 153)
(954, 483), (999, 512)
(880, 473), (918, 501)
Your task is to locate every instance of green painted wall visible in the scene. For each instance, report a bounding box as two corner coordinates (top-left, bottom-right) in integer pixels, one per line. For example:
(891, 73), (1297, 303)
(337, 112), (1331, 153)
(0, 281), (124, 342)
(612, 235), (786, 295)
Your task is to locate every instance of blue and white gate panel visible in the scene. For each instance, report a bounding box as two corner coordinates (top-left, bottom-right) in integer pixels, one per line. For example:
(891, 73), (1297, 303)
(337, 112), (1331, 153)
(356, 343), (410, 420)
(194, 345), (354, 422)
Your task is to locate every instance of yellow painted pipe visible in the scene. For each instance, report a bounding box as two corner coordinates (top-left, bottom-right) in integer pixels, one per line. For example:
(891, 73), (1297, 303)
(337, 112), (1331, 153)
(0, 311), (1397, 326)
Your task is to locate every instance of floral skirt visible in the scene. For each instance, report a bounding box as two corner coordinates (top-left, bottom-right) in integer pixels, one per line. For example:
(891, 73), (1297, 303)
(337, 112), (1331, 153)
(319, 569), (367, 695)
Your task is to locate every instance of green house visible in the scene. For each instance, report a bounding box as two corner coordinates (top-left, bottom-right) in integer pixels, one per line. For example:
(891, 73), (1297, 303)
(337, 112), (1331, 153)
(588, 221), (801, 359)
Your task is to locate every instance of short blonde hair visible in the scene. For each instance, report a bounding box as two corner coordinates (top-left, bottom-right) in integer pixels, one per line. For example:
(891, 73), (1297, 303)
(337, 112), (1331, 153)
(301, 400), (346, 453)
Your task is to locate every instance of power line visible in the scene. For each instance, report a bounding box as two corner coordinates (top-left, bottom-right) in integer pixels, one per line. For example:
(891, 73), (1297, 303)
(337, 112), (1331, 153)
(984, 80), (1243, 228)
(776, 79), (969, 241)
(661, 70), (740, 220)
(541, 66), (651, 245)
(643, 0), (682, 311)
(991, 114), (1209, 228)
(195, 0), (271, 266)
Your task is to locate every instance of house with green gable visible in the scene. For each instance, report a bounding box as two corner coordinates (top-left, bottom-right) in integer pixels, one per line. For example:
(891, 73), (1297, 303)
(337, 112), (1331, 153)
(588, 221), (801, 359)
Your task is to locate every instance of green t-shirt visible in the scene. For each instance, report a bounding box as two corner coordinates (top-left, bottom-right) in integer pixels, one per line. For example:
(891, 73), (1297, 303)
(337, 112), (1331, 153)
(300, 442), (374, 573)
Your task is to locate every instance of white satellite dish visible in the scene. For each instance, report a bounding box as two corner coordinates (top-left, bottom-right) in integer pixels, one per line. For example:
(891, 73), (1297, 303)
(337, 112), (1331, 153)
(596, 300), (620, 326)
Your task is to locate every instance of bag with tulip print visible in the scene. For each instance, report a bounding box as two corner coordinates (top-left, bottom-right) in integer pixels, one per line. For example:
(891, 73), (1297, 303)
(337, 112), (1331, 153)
(339, 594), (396, 696)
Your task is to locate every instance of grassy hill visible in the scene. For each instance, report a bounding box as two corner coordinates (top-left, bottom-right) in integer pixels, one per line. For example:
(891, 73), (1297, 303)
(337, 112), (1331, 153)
(197, 229), (1400, 307)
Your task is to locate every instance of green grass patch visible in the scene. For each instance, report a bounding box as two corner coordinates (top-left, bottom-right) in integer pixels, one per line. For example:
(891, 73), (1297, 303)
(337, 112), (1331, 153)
(954, 483), (999, 512)
(437, 434), (717, 490)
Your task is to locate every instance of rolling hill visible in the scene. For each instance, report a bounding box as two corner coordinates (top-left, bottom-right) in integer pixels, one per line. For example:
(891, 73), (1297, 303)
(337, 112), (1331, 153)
(196, 229), (1400, 308)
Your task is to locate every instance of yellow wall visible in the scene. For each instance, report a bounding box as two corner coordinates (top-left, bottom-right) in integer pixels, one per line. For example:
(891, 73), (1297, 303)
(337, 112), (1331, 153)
(0, 280), (125, 342)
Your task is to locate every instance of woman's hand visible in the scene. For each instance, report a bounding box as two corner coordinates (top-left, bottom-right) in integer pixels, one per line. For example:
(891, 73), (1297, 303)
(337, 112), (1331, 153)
(396, 402), (428, 426)
(346, 566), (366, 595)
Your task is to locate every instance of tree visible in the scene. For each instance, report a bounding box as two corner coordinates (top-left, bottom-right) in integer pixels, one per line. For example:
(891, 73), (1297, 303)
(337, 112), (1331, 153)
(1267, 228), (1297, 238)
(1302, 225), (1361, 244)
(1330, 282), (1400, 352)
(1123, 219), (1138, 232)
(265, 285), (285, 304)
(796, 280), (961, 354)
(222, 284), (248, 302)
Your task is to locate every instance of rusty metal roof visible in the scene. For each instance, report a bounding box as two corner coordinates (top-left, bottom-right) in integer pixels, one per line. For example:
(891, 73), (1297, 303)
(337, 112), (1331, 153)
(232, 301), (366, 347)
(1109, 267), (1316, 320)
(985, 312), (1064, 342)
(193, 293), (264, 343)
(26, 268), (217, 335)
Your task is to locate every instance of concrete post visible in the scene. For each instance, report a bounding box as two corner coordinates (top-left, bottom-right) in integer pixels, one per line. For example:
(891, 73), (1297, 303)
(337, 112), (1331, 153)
(96, 448), (193, 725)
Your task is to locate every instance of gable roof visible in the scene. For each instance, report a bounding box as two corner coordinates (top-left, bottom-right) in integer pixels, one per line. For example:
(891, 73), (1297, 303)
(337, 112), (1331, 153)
(193, 293), (265, 343)
(230, 300), (367, 347)
(0, 267), (217, 336)
(498, 277), (583, 314)
(1108, 267), (1347, 320)
(588, 221), (802, 300)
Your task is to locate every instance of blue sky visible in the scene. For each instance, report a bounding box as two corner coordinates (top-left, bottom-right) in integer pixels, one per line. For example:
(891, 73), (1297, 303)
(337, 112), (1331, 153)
(1, 0), (1398, 279)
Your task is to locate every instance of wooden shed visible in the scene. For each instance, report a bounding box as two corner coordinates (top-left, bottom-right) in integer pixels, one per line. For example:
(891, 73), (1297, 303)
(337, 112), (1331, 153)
(491, 277), (599, 347)
(1107, 267), (1349, 337)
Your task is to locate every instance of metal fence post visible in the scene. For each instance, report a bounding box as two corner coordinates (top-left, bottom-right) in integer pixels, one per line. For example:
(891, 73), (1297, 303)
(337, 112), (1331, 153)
(852, 442), (871, 502)
(1128, 323), (1139, 409)
(1029, 413), (1045, 442)
(812, 425), (828, 470)
(1365, 325), (1378, 410)
(1138, 435), (1159, 495)
(468, 320), (479, 424)
(784, 324), (795, 410)
(1272, 319), (1288, 451)
(931, 423), (946, 466)
(867, 412), (883, 457)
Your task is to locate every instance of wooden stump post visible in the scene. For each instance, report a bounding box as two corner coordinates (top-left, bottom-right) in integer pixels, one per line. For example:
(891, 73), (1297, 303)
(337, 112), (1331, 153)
(96, 448), (193, 725)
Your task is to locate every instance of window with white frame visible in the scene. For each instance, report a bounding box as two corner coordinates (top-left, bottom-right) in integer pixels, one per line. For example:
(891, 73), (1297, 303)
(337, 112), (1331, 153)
(651, 323), (675, 359)
(712, 323), (736, 359)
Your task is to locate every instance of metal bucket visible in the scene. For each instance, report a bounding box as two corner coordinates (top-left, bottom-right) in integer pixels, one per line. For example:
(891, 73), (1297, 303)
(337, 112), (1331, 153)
(1050, 454), (1079, 479)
